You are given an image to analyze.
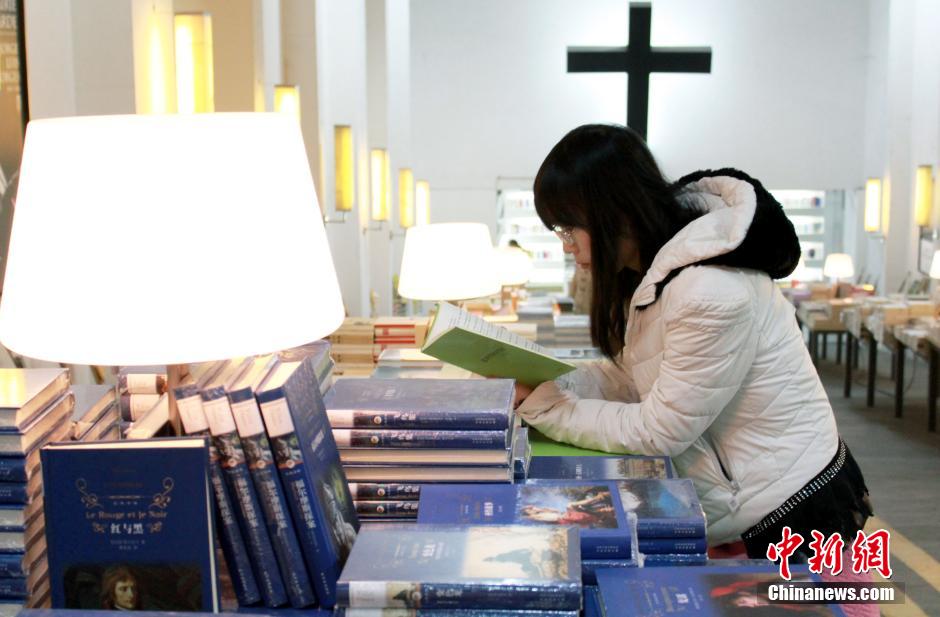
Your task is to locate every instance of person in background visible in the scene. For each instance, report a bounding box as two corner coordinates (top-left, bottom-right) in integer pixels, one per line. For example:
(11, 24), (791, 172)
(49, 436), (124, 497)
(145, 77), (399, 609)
(514, 124), (873, 616)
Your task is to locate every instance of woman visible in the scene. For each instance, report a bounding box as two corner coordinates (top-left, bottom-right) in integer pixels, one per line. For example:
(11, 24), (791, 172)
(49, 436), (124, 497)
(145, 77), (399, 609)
(516, 124), (872, 563)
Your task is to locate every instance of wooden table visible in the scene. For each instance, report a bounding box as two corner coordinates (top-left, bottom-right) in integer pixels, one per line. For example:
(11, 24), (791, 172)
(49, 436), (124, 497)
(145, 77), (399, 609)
(926, 330), (940, 433)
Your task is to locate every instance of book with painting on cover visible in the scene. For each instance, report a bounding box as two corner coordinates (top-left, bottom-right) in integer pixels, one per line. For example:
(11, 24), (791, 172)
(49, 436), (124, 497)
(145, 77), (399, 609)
(595, 565), (847, 616)
(336, 525), (581, 610)
(616, 479), (706, 539)
(417, 482), (634, 560)
(420, 303), (574, 387)
(40, 437), (219, 611)
(527, 456), (675, 481)
(256, 353), (360, 608)
(325, 379), (514, 431)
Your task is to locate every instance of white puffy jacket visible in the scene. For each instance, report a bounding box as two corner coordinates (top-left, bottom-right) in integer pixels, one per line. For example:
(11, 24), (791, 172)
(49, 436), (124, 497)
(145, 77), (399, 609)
(518, 173), (839, 546)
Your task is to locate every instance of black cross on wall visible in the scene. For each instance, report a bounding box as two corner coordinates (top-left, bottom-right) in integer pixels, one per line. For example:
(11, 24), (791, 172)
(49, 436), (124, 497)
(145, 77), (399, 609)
(567, 2), (712, 140)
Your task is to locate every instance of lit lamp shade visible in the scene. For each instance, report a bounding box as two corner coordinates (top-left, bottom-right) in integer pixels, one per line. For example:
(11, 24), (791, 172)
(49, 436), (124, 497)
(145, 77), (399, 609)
(823, 253), (855, 280)
(397, 223), (501, 301)
(0, 113), (345, 365)
(930, 250), (940, 280)
(864, 178), (881, 232)
(496, 246), (533, 286)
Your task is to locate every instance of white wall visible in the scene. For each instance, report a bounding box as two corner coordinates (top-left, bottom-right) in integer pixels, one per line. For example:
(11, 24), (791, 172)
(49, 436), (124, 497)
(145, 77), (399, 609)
(411, 0), (869, 237)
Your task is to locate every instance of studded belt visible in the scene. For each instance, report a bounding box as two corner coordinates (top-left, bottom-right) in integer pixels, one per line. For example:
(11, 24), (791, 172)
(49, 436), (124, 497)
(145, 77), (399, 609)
(741, 439), (847, 540)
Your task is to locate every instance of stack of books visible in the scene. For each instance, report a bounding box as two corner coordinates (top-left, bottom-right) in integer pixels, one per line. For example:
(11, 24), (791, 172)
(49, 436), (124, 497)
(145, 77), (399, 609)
(324, 378), (518, 521)
(372, 348), (444, 379)
(372, 317), (430, 358)
(0, 368), (74, 610)
(116, 366), (166, 425)
(617, 479), (709, 567)
(516, 304), (556, 346)
(328, 318), (378, 377)
(553, 314), (592, 347)
(335, 525), (583, 615)
(69, 384), (118, 442)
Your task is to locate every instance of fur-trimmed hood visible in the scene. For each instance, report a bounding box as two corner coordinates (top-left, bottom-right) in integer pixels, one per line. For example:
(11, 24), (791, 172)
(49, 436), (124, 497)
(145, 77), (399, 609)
(632, 168), (801, 309)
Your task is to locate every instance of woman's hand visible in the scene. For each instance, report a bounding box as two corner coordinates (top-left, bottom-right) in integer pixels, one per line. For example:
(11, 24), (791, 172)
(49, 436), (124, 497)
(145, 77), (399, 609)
(513, 382), (535, 409)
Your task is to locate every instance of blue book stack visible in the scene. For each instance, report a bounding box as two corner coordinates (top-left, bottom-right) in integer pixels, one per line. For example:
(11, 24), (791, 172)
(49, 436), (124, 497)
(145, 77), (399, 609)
(527, 455), (675, 481)
(418, 482), (635, 560)
(595, 565), (847, 616)
(325, 378), (517, 520)
(616, 479), (709, 567)
(0, 368), (74, 610)
(41, 437), (220, 611)
(335, 525), (582, 613)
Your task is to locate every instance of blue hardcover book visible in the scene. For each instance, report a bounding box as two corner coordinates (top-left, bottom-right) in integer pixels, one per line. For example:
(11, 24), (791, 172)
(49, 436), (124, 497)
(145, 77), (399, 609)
(336, 609), (579, 617)
(201, 360), (288, 608)
(583, 586), (601, 617)
(0, 485), (26, 505)
(348, 483), (422, 501)
(617, 479), (706, 538)
(0, 459), (27, 484)
(638, 537), (708, 555)
(227, 355), (318, 608)
(418, 482), (634, 560)
(527, 456), (675, 481)
(354, 500), (420, 518)
(256, 355), (360, 608)
(0, 551), (34, 578)
(176, 364), (260, 607)
(580, 560), (639, 586)
(333, 429), (509, 450)
(40, 437), (219, 611)
(324, 379), (514, 430)
(0, 577), (26, 599)
(336, 525), (581, 610)
(595, 565), (847, 616)
(641, 553), (709, 567)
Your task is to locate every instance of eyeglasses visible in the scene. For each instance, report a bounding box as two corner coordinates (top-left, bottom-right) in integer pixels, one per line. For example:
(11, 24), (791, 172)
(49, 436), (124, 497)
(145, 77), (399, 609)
(551, 225), (576, 246)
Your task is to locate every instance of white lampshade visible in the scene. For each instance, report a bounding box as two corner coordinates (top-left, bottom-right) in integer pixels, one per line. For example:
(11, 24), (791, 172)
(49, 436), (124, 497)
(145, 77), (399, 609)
(0, 113), (344, 365)
(496, 246), (533, 286)
(930, 250), (940, 279)
(823, 253), (855, 280)
(397, 223), (501, 301)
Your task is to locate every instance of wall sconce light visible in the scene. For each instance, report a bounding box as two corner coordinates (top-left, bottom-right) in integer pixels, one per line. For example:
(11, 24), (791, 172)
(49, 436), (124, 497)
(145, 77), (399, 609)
(415, 180), (430, 226)
(370, 148), (389, 222)
(174, 13), (214, 114)
(273, 84), (300, 119)
(399, 168), (415, 229)
(915, 165), (934, 228)
(864, 178), (881, 233)
(333, 126), (354, 214)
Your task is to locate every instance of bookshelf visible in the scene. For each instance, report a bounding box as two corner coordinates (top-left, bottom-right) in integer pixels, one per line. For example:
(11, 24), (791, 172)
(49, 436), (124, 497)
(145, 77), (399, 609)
(770, 189), (845, 282)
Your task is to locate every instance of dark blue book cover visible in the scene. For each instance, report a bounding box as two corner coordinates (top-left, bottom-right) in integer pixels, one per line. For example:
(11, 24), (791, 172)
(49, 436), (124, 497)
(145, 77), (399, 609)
(335, 608), (579, 617)
(348, 483), (422, 501)
(595, 565), (846, 616)
(333, 428), (509, 450)
(336, 525), (581, 610)
(0, 484), (26, 505)
(202, 362), (288, 608)
(642, 553), (709, 567)
(0, 458), (27, 483)
(257, 354), (360, 608)
(354, 500), (420, 518)
(324, 379), (513, 430)
(527, 456), (674, 481)
(583, 586), (601, 617)
(418, 482), (634, 560)
(580, 560), (639, 586)
(175, 371), (261, 608)
(227, 355), (318, 608)
(0, 577), (26, 598)
(40, 437), (219, 611)
(616, 479), (706, 538)
(639, 537), (708, 555)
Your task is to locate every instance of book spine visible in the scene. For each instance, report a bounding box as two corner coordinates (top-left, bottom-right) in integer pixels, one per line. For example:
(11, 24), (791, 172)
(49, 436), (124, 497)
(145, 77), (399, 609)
(0, 485), (28, 505)
(326, 410), (510, 431)
(353, 500), (419, 518)
(260, 394), (338, 607)
(580, 532), (632, 561)
(118, 373), (167, 394)
(332, 429), (508, 450)
(636, 519), (707, 539)
(202, 394), (287, 607)
(337, 581), (582, 610)
(0, 460), (27, 483)
(580, 560), (639, 585)
(229, 394), (318, 608)
(637, 536), (707, 555)
(119, 393), (162, 421)
(175, 389), (262, 606)
(640, 552), (709, 567)
(348, 483), (422, 501)
(0, 554), (26, 578)
(0, 577), (27, 599)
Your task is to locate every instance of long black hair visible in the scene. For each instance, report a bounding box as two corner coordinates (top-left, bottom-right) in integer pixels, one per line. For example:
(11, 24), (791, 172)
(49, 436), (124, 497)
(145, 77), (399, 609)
(533, 124), (699, 360)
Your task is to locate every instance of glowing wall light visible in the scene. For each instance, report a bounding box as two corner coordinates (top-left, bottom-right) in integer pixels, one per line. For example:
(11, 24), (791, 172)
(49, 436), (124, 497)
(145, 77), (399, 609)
(415, 180), (430, 226)
(864, 178), (881, 233)
(274, 84), (300, 119)
(915, 165), (934, 228)
(174, 13), (214, 114)
(399, 168), (415, 228)
(148, 21), (168, 113)
(334, 126), (354, 212)
(370, 149), (389, 222)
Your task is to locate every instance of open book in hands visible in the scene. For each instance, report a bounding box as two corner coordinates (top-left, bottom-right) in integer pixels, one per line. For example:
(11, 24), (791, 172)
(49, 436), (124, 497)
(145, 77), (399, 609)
(421, 302), (576, 387)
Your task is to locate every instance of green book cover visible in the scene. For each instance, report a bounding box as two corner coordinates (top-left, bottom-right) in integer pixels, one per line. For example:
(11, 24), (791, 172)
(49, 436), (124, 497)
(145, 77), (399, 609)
(421, 302), (575, 387)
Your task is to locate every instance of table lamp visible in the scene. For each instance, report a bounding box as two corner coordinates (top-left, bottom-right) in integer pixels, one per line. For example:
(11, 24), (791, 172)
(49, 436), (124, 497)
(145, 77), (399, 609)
(0, 113), (345, 432)
(823, 253), (854, 298)
(397, 222), (501, 302)
(495, 246), (533, 313)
